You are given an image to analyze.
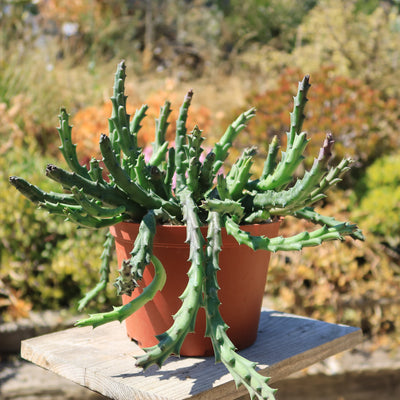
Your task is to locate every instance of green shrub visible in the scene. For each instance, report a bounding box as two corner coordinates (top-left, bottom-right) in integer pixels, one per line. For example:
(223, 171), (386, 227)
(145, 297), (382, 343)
(218, 0), (317, 52)
(0, 140), (116, 317)
(356, 153), (400, 241)
(264, 0), (400, 97)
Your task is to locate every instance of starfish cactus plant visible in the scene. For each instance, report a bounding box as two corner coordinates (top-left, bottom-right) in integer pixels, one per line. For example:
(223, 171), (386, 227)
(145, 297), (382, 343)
(10, 61), (363, 399)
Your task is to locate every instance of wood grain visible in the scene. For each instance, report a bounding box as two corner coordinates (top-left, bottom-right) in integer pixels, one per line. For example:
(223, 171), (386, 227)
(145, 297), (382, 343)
(21, 310), (363, 399)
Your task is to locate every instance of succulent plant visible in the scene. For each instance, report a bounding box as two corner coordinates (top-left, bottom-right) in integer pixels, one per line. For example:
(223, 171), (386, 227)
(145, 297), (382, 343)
(9, 61), (363, 399)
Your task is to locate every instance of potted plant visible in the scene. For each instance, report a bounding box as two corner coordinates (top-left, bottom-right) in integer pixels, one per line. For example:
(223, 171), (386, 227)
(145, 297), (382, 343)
(10, 61), (363, 400)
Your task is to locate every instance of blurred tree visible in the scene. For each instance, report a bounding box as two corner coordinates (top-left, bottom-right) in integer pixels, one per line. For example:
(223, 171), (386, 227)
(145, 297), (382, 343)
(217, 0), (317, 53)
(288, 0), (400, 96)
(355, 152), (400, 248)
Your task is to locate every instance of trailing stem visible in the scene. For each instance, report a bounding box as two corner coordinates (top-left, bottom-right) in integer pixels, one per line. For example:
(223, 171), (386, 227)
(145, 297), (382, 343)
(114, 210), (156, 296)
(135, 188), (205, 369)
(75, 254), (166, 328)
(204, 212), (276, 400)
(225, 216), (359, 252)
(78, 230), (114, 311)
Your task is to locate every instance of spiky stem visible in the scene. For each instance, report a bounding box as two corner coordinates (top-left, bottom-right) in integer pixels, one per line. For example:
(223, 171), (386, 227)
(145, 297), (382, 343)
(150, 100), (172, 167)
(71, 186), (126, 218)
(57, 108), (91, 180)
(175, 90), (193, 191)
(88, 158), (106, 184)
(293, 207), (365, 241)
(135, 188), (205, 369)
(149, 165), (170, 200)
(109, 60), (138, 165)
(204, 212), (276, 400)
(253, 133), (335, 214)
(256, 132), (309, 191)
(132, 153), (152, 190)
(261, 135), (280, 180)
(244, 210), (272, 224)
(226, 146), (257, 200)
(65, 209), (125, 229)
(199, 151), (216, 194)
(164, 147), (176, 195)
(78, 230), (114, 311)
(44, 164), (145, 218)
(114, 210), (156, 296)
(310, 158), (352, 199)
(213, 108), (256, 175)
(100, 134), (181, 217)
(75, 254), (166, 328)
(202, 198), (245, 220)
(130, 104), (149, 136)
(187, 125), (204, 201)
(287, 75), (311, 149)
(9, 176), (78, 205)
(225, 216), (359, 252)
(150, 142), (169, 168)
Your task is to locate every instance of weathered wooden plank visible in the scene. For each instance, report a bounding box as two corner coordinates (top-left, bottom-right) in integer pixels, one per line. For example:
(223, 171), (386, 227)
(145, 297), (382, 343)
(21, 310), (363, 400)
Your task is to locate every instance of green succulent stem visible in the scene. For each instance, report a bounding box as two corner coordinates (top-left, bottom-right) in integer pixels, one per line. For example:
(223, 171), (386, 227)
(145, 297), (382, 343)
(164, 147), (176, 194)
(99, 134), (181, 218)
(293, 207), (365, 241)
(261, 135), (280, 180)
(71, 186), (126, 218)
(130, 104), (149, 136)
(65, 209), (125, 229)
(78, 230), (114, 311)
(287, 75), (311, 149)
(114, 210), (156, 296)
(57, 108), (91, 180)
(226, 146), (257, 200)
(109, 60), (138, 164)
(225, 216), (358, 252)
(216, 174), (230, 200)
(45, 164), (145, 218)
(150, 141), (169, 168)
(213, 108), (256, 175)
(88, 158), (106, 184)
(256, 132), (309, 191)
(204, 212), (276, 400)
(150, 100), (172, 167)
(244, 210), (272, 224)
(135, 188), (205, 369)
(133, 153), (152, 190)
(255, 76), (311, 193)
(202, 198), (245, 220)
(253, 133), (335, 214)
(149, 165), (170, 200)
(175, 90), (193, 191)
(75, 254), (166, 328)
(310, 158), (352, 198)
(187, 125), (204, 200)
(9, 176), (78, 205)
(199, 151), (216, 194)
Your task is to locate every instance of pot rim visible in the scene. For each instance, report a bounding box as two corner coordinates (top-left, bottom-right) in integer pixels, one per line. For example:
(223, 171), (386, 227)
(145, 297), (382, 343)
(110, 219), (282, 247)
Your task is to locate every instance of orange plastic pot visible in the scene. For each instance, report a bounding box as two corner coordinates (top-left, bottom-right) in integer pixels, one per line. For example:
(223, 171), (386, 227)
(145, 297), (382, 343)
(109, 220), (280, 356)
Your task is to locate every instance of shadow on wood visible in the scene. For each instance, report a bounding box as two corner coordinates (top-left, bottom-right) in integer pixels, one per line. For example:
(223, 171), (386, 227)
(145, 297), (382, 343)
(21, 310), (363, 400)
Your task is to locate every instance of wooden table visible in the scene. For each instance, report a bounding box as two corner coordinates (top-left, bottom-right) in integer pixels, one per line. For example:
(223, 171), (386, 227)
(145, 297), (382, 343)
(21, 310), (363, 400)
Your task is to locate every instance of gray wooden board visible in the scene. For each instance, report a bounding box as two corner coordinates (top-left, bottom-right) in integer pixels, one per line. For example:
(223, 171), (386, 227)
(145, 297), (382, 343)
(20, 310), (363, 400)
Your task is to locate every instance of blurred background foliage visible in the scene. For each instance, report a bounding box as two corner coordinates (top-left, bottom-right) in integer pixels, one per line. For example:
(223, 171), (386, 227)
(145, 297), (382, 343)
(1, 0), (399, 349)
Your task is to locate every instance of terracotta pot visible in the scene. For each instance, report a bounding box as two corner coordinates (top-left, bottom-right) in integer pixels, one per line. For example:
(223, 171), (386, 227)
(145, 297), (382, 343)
(109, 220), (280, 356)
